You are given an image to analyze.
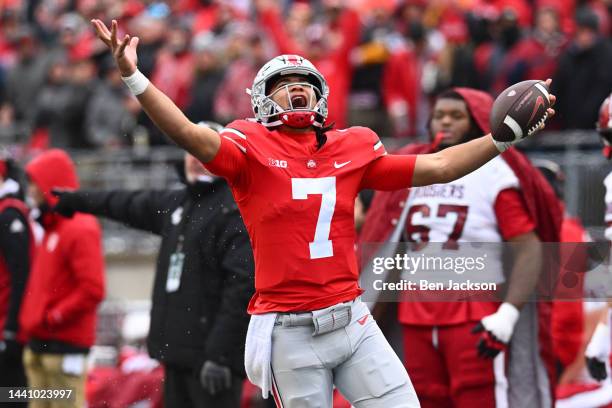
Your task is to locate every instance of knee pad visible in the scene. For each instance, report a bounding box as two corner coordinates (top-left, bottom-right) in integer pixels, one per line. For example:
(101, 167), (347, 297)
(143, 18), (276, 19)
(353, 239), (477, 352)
(337, 348), (409, 399)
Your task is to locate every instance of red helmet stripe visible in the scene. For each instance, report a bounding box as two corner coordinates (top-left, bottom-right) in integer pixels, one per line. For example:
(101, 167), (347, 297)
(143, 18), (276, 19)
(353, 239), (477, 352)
(284, 55), (303, 66)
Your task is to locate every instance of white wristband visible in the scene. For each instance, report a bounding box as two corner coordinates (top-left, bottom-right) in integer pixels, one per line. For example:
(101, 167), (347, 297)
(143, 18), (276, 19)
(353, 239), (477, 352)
(491, 135), (513, 153)
(121, 69), (149, 96)
(498, 302), (520, 327)
(480, 302), (520, 343)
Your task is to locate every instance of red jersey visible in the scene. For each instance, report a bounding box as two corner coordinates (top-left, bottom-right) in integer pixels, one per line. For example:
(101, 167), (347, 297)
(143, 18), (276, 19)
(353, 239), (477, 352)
(205, 120), (415, 314)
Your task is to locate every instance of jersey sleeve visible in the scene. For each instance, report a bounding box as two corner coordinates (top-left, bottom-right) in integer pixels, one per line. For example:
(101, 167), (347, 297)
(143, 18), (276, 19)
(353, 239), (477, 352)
(360, 154), (417, 191)
(365, 127), (388, 160)
(494, 188), (535, 240)
(487, 157), (520, 193)
(203, 121), (250, 187)
(356, 127), (415, 190)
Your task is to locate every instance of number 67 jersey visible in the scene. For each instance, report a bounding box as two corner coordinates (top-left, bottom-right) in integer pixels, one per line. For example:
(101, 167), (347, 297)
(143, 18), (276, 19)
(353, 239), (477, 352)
(204, 119), (402, 314)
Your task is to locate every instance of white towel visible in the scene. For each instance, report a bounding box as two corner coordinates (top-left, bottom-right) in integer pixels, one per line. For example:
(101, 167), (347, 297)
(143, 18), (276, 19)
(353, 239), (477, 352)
(244, 313), (277, 398)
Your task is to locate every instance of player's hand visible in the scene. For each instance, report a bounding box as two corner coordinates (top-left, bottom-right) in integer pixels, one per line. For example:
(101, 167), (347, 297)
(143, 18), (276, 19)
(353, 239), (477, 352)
(472, 302), (520, 359)
(91, 19), (138, 77)
(585, 322), (610, 381)
(199, 360), (232, 395)
(51, 189), (79, 218)
(540, 79), (556, 131)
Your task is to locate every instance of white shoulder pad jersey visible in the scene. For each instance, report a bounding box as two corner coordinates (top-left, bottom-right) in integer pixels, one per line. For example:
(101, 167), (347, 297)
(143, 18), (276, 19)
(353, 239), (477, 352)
(405, 155), (519, 243)
(404, 155), (519, 283)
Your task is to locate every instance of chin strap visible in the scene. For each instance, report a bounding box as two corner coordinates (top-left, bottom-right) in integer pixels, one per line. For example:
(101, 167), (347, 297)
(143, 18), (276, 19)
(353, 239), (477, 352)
(280, 111), (316, 128)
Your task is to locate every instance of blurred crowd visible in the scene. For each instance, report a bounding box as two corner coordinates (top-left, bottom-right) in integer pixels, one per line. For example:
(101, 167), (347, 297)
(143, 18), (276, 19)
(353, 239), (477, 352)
(0, 0), (611, 151)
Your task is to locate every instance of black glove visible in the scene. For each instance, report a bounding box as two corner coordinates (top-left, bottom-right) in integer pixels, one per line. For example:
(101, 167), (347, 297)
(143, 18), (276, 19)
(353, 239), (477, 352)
(199, 360), (232, 395)
(472, 322), (508, 359)
(0, 339), (22, 363)
(586, 357), (608, 381)
(51, 189), (81, 217)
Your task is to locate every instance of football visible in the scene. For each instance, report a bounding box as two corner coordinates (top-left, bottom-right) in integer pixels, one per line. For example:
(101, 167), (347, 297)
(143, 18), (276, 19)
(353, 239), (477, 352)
(490, 80), (551, 142)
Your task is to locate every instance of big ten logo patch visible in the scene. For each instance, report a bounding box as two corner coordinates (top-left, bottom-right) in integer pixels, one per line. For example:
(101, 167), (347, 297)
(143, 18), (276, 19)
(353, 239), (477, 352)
(268, 158), (288, 168)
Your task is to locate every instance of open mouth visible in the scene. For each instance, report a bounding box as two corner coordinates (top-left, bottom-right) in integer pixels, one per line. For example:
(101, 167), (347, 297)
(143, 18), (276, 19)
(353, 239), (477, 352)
(291, 95), (308, 108)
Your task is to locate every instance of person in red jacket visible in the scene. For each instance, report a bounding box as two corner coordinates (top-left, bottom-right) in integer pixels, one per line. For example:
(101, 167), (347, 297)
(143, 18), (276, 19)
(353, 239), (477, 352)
(20, 149), (105, 408)
(0, 152), (33, 406)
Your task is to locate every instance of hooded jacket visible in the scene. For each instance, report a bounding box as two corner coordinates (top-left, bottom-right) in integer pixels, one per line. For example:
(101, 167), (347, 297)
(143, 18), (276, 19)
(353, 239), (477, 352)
(20, 149), (105, 349)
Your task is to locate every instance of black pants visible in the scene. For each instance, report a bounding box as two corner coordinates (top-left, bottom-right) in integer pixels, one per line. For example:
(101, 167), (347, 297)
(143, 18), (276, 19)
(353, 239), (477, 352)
(164, 365), (242, 408)
(0, 344), (27, 408)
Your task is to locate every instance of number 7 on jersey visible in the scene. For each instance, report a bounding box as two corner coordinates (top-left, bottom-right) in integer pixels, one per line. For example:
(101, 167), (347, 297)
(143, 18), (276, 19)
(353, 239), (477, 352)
(292, 177), (336, 259)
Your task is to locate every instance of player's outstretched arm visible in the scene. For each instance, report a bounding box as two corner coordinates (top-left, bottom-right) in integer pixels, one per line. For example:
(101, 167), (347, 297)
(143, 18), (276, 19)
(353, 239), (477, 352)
(413, 80), (556, 187)
(412, 134), (500, 186)
(91, 19), (220, 163)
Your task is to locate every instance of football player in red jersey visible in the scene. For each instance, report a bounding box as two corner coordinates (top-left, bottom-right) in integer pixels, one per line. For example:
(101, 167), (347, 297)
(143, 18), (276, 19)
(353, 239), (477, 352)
(91, 19), (556, 408)
(361, 89), (563, 407)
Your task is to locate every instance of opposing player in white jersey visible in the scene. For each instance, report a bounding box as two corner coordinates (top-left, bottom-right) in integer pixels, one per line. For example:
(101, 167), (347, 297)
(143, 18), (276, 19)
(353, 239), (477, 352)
(91, 18), (556, 407)
(362, 88), (562, 407)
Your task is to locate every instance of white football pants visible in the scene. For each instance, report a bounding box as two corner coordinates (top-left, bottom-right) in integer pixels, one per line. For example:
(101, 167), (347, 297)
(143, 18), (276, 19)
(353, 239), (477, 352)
(270, 298), (420, 408)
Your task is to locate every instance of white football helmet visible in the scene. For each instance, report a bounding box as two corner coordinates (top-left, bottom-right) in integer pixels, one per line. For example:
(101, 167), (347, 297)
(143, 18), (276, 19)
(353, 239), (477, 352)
(247, 55), (329, 128)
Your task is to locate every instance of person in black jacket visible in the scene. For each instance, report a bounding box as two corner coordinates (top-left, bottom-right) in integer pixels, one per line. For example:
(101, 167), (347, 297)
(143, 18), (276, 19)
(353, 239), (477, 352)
(552, 7), (612, 129)
(0, 154), (32, 403)
(52, 142), (254, 407)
